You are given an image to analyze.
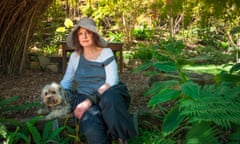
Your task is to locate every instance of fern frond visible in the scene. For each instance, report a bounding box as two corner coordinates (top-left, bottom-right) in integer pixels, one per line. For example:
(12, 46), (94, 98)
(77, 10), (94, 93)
(179, 84), (240, 129)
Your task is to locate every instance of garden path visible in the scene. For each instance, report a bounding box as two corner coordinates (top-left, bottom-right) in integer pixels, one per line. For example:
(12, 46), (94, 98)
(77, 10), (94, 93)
(0, 70), (151, 119)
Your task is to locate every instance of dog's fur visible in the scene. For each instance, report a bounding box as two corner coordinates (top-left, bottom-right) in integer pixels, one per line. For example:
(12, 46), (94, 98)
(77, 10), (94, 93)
(37, 82), (71, 120)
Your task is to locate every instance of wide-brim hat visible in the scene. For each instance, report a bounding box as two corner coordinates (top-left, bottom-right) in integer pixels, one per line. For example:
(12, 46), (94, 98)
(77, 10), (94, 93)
(66, 17), (108, 49)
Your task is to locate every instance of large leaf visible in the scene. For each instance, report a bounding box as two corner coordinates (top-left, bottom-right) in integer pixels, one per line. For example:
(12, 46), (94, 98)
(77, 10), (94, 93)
(154, 61), (177, 72)
(162, 105), (185, 137)
(144, 80), (179, 97)
(148, 88), (181, 106)
(181, 81), (200, 99)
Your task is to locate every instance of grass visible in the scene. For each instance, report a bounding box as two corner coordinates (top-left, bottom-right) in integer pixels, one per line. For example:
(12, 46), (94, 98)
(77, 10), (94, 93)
(183, 64), (232, 75)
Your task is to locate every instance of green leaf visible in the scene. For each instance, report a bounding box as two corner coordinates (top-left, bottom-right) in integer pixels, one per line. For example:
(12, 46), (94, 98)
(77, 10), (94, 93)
(154, 62), (177, 72)
(230, 63), (240, 74)
(216, 72), (240, 83)
(181, 81), (200, 99)
(184, 122), (220, 144)
(15, 132), (30, 144)
(0, 124), (7, 138)
(229, 124), (240, 142)
(162, 105), (185, 136)
(26, 121), (41, 144)
(0, 96), (19, 106)
(133, 61), (154, 73)
(48, 126), (65, 140)
(0, 118), (22, 126)
(144, 80), (179, 97)
(148, 88), (181, 106)
(1, 102), (40, 113)
(230, 27), (240, 35)
(165, 40), (185, 55)
(42, 121), (53, 141)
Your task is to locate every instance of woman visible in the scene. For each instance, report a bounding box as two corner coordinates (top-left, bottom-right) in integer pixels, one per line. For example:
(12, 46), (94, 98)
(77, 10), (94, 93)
(60, 17), (137, 144)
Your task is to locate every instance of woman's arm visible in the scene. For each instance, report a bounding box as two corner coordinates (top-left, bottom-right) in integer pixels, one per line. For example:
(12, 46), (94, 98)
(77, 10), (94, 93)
(60, 52), (79, 90)
(97, 48), (119, 94)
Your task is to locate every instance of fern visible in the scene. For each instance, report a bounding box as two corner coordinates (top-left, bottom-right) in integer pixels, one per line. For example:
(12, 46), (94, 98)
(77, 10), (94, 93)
(179, 84), (240, 129)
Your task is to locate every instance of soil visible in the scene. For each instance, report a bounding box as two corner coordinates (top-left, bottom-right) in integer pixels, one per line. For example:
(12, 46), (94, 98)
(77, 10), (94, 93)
(0, 70), (151, 119)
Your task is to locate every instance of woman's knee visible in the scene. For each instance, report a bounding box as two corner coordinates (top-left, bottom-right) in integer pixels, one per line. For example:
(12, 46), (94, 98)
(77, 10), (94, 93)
(100, 90), (119, 108)
(79, 106), (110, 143)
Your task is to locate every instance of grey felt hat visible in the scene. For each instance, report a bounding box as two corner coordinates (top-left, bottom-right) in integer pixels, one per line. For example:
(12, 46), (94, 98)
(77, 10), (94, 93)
(66, 17), (108, 48)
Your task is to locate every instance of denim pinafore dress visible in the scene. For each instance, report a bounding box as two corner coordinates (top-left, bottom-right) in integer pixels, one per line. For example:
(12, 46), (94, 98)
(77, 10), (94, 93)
(74, 54), (115, 95)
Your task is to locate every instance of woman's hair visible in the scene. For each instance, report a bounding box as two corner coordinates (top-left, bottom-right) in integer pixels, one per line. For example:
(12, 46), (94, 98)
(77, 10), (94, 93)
(73, 27), (101, 53)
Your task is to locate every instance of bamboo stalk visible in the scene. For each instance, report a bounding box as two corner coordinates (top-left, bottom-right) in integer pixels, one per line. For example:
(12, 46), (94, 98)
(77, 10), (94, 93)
(0, 0), (53, 75)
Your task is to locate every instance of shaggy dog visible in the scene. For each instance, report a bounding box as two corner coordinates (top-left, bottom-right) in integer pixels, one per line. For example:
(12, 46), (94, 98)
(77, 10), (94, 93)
(37, 82), (71, 120)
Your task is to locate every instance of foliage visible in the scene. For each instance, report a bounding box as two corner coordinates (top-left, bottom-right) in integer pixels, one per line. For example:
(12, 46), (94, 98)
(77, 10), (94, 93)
(84, 0), (149, 46)
(134, 23), (154, 40)
(131, 43), (162, 63)
(107, 31), (124, 42)
(129, 128), (174, 144)
(215, 63), (240, 86)
(0, 96), (40, 143)
(0, 96), (40, 121)
(136, 40), (240, 143)
(24, 118), (69, 144)
(0, 96), (79, 144)
(1, 117), (72, 144)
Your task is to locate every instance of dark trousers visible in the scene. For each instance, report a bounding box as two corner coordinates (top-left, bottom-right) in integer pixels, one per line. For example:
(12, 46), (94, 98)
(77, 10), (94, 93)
(69, 83), (137, 144)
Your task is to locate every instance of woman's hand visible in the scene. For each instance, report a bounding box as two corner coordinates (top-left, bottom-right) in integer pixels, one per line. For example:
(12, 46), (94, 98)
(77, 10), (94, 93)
(98, 83), (110, 95)
(74, 99), (92, 119)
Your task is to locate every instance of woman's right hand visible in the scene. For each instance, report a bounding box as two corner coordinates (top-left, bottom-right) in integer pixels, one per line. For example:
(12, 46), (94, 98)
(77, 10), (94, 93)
(74, 99), (92, 119)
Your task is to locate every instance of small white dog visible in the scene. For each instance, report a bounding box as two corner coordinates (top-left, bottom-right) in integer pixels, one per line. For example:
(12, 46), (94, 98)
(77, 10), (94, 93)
(37, 82), (71, 120)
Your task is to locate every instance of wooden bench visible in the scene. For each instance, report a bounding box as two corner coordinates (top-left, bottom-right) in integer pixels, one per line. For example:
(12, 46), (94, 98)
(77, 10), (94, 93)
(60, 42), (124, 73)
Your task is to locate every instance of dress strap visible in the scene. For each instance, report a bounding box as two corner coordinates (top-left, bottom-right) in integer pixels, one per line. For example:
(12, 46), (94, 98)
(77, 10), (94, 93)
(102, 56), (115, 66)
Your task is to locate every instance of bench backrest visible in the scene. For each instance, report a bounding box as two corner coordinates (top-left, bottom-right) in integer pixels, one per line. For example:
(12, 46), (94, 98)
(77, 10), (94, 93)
(61, 42), (123, 73)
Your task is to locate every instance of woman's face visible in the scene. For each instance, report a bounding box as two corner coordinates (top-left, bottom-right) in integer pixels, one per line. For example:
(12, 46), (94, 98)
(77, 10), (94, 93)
(77, 28), (95, 47)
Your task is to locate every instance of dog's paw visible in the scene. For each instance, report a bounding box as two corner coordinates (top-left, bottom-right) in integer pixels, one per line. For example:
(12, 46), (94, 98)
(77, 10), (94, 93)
(44, 114), (55, 120)
(37, 108), (48, 115)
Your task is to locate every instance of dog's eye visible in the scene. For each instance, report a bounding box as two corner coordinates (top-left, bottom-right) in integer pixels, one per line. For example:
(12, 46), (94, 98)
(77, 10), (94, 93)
(45, 92), (48, 96)
(52, 91), (56, 94)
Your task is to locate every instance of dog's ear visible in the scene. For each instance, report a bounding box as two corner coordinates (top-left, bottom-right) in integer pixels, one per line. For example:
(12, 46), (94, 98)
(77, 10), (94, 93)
(41, 84), (50, 102)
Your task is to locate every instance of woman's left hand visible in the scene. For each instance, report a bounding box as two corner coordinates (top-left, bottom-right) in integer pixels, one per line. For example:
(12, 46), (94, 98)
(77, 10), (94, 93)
(98, 83), (110, 95)
(74, 99), (92, 119)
